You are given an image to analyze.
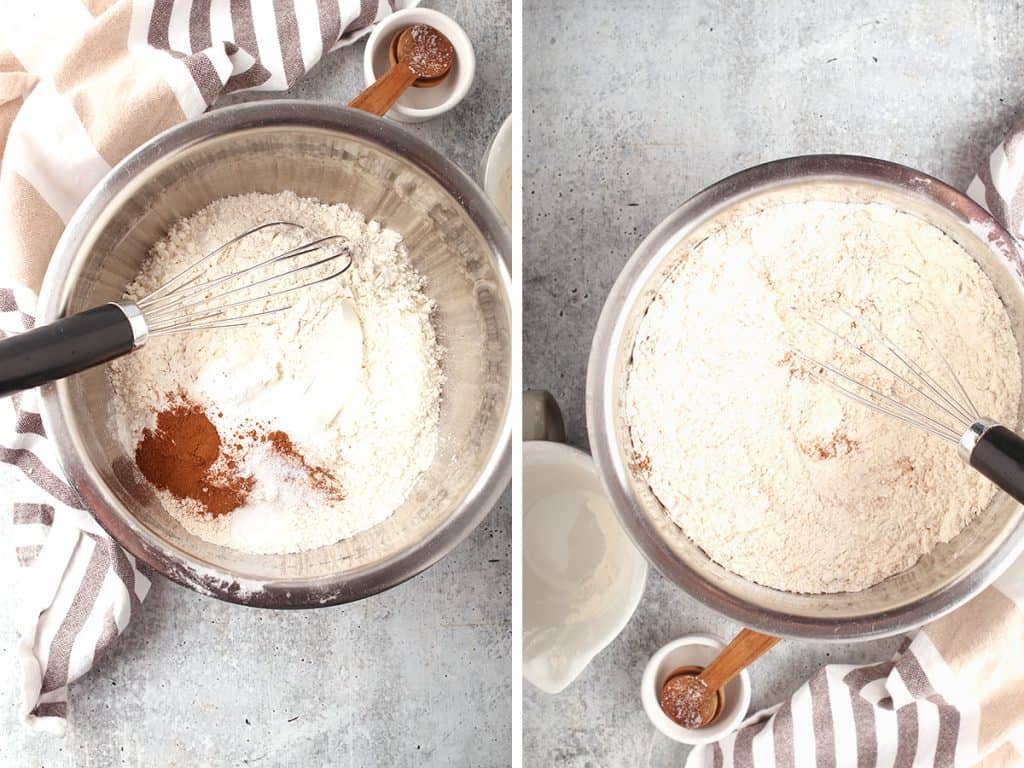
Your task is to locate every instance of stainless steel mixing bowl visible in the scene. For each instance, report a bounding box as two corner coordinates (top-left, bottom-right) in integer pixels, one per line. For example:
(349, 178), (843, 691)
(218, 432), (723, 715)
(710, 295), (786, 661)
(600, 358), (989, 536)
(37, 101), (512, 608)
(587, 155), (1024, 640)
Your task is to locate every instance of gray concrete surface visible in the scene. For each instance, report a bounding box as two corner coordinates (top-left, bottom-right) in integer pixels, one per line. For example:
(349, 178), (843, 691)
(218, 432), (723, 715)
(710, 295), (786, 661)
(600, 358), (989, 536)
(0, 2), (511, 767)
(523, 1), (1024, 765)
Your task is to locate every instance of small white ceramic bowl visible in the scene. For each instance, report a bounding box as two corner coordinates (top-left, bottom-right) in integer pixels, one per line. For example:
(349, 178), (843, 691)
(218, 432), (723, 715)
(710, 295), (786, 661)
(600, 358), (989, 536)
(641, 634), (752, 745)
(362, 8), (476, 123)
(523, 441), (647, 694)
(480, 115), (512, 225)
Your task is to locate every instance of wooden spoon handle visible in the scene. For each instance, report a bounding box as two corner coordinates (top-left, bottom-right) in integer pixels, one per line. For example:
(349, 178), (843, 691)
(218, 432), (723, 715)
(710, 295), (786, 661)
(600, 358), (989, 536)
(698, 628), (780, 693)
(348, 63), (418, 116)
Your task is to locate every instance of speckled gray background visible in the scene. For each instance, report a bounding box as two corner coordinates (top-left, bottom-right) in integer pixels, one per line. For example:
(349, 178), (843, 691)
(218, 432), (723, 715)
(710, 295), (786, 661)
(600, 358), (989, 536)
(523, 1), (1024, 765)
(0, 2), (511, 766)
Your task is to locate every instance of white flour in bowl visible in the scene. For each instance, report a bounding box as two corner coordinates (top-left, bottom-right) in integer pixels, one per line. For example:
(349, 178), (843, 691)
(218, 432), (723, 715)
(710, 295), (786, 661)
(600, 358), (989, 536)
(625, 200), (1022, 593)
(109, 191), (443, 555)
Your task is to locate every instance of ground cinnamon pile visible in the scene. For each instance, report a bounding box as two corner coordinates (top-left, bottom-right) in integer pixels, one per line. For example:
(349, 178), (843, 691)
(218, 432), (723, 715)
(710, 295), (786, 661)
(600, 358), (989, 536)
(136, 398), (345, 518)
(135, 401), (253, 516)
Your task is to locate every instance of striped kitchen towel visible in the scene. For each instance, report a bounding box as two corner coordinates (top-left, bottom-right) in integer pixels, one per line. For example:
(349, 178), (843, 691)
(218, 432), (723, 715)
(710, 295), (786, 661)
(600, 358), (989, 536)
(0, 0), (412, 736)
(685, 561), (1024, 767)
(686, 138), (1024, 767)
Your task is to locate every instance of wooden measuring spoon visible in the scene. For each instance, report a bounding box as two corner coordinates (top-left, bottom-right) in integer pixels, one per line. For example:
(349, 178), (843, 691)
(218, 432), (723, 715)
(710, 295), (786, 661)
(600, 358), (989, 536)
(349, 24), (455, 115)
(660, 629), (779, 729)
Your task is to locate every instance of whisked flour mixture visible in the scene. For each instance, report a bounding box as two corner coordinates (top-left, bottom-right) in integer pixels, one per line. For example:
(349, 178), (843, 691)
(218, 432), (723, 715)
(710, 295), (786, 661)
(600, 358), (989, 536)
(109, 192), (443, 555)
(625, 201), (1022, 593)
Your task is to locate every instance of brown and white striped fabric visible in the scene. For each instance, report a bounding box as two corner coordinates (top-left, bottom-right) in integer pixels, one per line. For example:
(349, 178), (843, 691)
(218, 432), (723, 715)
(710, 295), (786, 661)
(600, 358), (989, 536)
(0, 0), (413, 735)
(686, 563), (1024, 767)
(2, 285), (153, 736)
(687, 135), (1024, 766)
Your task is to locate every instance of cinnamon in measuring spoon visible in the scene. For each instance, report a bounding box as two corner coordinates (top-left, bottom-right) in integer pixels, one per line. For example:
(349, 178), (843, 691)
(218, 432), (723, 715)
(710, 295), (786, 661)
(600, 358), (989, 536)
(135, 400), (253, 516)
(659, 665), (723, 729)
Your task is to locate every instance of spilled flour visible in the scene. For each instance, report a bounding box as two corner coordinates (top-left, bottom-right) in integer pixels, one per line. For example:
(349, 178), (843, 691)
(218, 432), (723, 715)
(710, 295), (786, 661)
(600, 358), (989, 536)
(109, 192), (444, 554)
(625, 200), (1021, 593)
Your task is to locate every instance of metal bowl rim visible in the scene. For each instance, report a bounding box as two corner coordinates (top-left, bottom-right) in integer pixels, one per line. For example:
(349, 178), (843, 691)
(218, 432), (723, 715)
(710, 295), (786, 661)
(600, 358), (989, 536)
(586, 153), (1024, 640)
(36, 100), (512, 609)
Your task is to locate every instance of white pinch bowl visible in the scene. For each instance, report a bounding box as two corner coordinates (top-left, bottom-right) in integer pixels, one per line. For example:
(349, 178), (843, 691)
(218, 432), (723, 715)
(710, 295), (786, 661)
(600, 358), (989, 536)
(641, 634), (752, 745)
(362, 8), (476, 123)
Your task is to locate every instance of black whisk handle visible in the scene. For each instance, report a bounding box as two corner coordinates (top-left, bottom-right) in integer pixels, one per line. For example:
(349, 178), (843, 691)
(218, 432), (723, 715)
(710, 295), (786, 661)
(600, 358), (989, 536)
(0, 303), (138, 398)
(967, 424), (1024, 505)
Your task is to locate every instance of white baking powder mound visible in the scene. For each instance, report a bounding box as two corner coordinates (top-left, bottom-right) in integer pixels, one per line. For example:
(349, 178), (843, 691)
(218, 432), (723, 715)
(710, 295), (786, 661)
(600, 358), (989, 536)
(109, 191), (444, 555)
(625, 200), (1022, 593)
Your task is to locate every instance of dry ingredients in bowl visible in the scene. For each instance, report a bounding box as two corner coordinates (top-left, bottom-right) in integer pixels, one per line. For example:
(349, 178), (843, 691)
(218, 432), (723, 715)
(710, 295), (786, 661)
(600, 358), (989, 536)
(625, 200), (1022, 593)
(109, 191), (443, 555)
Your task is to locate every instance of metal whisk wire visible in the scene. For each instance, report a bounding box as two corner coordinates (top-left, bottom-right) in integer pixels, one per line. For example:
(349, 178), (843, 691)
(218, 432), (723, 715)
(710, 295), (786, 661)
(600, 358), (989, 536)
(796, 306), (1024, 506)
(0, 220), (357, 398)
(138, 221), (354, 336)
(797, 310), (978, 444)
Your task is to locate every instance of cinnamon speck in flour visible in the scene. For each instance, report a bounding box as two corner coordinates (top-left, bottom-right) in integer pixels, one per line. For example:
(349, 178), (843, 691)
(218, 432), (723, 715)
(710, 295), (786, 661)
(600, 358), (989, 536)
(109, 191), (444, 555)
(625, 200), (1022, 593)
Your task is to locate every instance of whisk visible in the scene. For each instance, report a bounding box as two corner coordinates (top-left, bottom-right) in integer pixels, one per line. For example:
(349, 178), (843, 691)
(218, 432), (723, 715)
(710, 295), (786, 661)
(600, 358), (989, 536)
(0, 222), (353, 398)
(799, 309), (1024, 505)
